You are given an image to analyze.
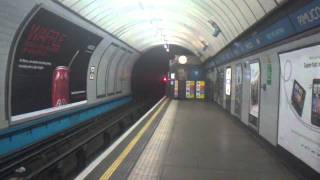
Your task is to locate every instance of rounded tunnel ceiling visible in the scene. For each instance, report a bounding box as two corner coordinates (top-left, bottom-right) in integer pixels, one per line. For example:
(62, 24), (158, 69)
(58, 0), (287, 61)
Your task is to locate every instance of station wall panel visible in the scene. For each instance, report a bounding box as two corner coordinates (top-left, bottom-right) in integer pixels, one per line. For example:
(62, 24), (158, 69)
(210, 29), (320, 146)
(0, 0), (140, 128)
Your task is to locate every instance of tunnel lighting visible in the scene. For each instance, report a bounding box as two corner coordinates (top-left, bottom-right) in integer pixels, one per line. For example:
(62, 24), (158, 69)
(164, 44), (168, 49)
(170, 73), (175, 79)
(166, 48), (170, 52)
(178, 55), (187, 64)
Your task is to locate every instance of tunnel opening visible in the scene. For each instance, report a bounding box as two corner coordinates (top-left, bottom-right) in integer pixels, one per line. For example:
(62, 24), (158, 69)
(131, 45), (194, 100)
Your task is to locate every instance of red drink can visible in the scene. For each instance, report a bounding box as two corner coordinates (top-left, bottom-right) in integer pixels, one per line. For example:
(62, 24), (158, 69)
(52, 66), (70, 107)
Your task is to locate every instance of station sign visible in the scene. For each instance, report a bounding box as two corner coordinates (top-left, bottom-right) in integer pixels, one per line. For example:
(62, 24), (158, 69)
(207, 0), (320, 68)
(290, 0), (320, 32)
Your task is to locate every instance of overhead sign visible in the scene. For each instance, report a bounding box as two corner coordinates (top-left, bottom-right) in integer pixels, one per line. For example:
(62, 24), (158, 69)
(290, 0), (320, 32)
(207, 0), (320, 67)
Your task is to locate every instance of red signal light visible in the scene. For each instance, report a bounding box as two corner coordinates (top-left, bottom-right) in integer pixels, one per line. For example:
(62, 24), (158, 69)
(161, 75), (168, 83)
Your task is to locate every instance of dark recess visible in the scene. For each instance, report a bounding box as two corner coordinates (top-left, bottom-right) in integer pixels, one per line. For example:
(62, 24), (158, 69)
(131, 45), (194, 99)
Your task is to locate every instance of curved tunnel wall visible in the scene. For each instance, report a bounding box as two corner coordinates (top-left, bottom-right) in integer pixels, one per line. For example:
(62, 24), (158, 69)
(0, 0), (140, 129)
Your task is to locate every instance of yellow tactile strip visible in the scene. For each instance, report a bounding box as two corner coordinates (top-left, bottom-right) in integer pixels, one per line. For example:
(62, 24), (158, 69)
(99, 98), (170, 180)
(127, 100), (178, 180)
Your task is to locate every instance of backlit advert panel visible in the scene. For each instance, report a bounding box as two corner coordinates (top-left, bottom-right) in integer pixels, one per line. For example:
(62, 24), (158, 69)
(279, 45), (320, 173)
(10, 8), (102, 121)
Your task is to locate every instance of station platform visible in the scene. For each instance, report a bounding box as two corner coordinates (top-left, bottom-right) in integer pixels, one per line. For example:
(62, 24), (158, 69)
(76, 98), (299, 180)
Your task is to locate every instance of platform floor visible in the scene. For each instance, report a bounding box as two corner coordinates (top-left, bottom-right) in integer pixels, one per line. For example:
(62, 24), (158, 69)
(127, 100), (298, 180)
(82, 100), (299, 180)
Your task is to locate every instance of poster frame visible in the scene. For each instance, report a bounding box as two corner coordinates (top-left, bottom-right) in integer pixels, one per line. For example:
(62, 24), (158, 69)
(6, 5), (42, 124)
(234, 63), (243, 118)
(248, 59), (261, 132)
(6, 5), (102, 124)
(276, 41), (320, 139)
(276, 42), (320, 174)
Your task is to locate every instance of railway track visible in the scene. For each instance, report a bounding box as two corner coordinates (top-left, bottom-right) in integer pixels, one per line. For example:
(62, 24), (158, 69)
(0, 98), (157, 180)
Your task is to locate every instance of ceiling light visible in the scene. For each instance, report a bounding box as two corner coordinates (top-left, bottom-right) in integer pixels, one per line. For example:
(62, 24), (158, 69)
(178, 56), (187, 64)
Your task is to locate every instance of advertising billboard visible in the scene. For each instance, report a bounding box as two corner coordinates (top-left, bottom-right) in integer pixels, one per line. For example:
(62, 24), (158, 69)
(10, 8), (102, 121)
(225, 67), (231, 96)
(174, 80), (179, 98)
(249, 62), (260, 129)
(196, 81), (205, 99)
(186, 81), (195, 99)
(218, 70), (224, 105)
(235, 64), (242, 117)
(279, 45), (320, 173)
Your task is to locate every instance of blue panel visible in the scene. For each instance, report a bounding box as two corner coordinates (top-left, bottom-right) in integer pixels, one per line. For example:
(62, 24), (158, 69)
(258, 17), (296, 46)
(0, 96), (131, 156)
(290, 0), (320, 32)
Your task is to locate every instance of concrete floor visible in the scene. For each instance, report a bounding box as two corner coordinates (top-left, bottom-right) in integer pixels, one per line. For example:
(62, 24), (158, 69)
(127, 100), (298, 180)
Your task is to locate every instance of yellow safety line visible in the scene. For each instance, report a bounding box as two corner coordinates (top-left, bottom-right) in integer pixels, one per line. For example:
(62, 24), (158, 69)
(100, 98), (168, 180)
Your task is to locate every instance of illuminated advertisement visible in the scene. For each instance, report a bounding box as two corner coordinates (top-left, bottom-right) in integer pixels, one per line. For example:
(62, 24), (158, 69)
(186, 81), (195, 99)
(279, 45), (320, 173)
(174, 80), (179, 98)
(235, 64), (242, 116)
(10, 8), (102, 121)
(196, 81), (205, 99)
(225, 67), (231, 96)
(249, 62), (260, 129)
(218, 70), (224, 105)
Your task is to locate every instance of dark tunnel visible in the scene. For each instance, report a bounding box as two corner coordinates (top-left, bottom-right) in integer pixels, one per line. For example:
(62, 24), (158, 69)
(131, 45), (194, 100)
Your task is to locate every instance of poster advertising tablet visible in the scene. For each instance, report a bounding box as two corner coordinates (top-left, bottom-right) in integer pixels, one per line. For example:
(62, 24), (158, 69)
(235, 64), (242, 117)
(279, 45), (320, 173)
(10, 8), (102, 121)
(196, 81), (205, 99)
(186, 81), (195, 99)
(249, 62), (260, 129)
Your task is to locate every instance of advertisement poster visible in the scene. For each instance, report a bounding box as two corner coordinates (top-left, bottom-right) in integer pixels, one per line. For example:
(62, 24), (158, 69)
(218, 71), (224, 105)
(279, 45), (320, 173)
(235, 64), (242, 116)
(174, 80), (179, 98)
(186, 81), (195, 99)
(11, 8), (102, 120)
(196, 81), (205, 99)
(249, 62), (260, 119)
(225, 67), (231, 96)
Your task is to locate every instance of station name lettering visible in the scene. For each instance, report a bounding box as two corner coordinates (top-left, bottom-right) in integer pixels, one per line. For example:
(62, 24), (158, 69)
(297, 6), (320, 26)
